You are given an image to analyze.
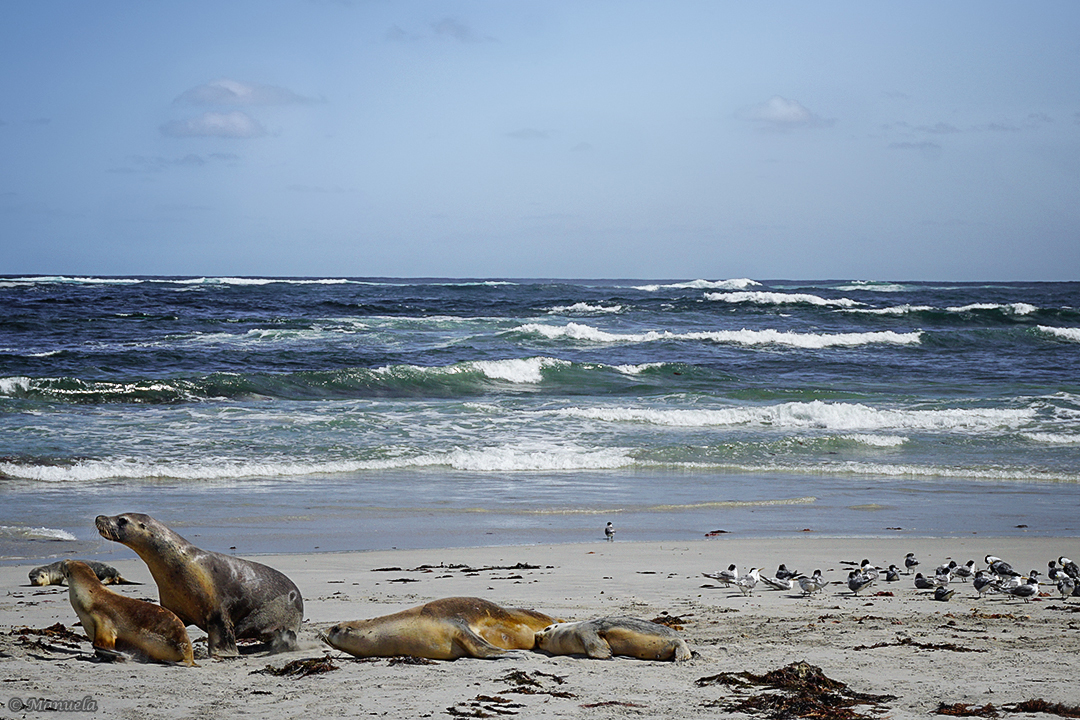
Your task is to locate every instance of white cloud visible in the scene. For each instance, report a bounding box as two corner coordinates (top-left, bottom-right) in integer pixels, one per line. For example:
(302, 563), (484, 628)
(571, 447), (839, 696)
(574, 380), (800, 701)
(174, 79), (315, 106)
(160, 111), (266, 139)
(738, 96), (834, 130)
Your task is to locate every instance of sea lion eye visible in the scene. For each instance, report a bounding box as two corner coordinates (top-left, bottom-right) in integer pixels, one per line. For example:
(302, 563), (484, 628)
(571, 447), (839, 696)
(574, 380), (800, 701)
(118, 518), (128, 526)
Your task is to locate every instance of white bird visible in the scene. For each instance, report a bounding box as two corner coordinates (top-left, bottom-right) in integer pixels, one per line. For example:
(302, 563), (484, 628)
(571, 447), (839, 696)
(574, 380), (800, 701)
(798, 569), (826, 596)
(703, 564), (738, 586)
(859, 559), (879, 584)
(604, 522), (615, 542)
(734, 567), (760, 596)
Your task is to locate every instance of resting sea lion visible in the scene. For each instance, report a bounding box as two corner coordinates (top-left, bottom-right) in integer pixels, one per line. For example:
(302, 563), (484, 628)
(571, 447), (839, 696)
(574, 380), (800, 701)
(325, 596), (559, 660)
(61, 560), (194, 666)
(95, 513), (303, 658)
(535, 616), (691, 661)
(29, 559), (138, 587)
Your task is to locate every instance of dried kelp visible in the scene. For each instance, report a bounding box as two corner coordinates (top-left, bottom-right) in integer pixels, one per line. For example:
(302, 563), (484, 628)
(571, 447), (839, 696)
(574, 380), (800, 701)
(259, 654), (339, 677)
(1002, 700), (1080, 718)
(852, 637), (985, 653)
(699, 661), (896, 720)
(935, 703), (1000, 717)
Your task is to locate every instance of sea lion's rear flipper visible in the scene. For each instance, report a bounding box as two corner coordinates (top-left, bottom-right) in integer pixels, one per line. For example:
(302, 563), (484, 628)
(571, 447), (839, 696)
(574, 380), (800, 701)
(581, 630), (613, 659)
(451, 622), (508, 659)
(92, 645), (128, 663)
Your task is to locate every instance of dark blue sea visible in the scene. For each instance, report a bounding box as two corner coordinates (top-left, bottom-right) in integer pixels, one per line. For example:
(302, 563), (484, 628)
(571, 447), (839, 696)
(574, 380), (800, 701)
(2, 276), (1079, 561)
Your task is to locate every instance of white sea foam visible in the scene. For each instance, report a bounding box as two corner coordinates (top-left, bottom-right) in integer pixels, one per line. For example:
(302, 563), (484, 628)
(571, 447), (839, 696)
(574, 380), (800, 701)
(613, 363), (667, 375)
(704, 291), (864, 308)
(6, 276), (142, 285)
(948, 302), (1038, 315)
(0, 376), (33, 395)
(0, 525), (78, 541)
(833, 282), (911, 292)
(371, 357), (569, 384)
(633, 278), (761, 292)
(1022, 432), (1080, 445)
(551, 401), (1034, 432)
(844, 305), (936, 315)
(841, 434), (909, 447)
(548, 303), (623, 314)
(1038, 325), (1080, 342)
(516, 322), (922, 348)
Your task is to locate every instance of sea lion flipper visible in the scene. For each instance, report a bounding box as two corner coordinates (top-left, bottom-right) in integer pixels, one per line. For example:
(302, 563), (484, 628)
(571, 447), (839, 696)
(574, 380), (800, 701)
(580, 629), (613, 659)
(451, 622), (507, 659)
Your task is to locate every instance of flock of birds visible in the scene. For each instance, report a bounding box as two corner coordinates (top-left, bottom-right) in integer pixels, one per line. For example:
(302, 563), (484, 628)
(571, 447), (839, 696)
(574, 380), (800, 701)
(703, 554), (1080, 603)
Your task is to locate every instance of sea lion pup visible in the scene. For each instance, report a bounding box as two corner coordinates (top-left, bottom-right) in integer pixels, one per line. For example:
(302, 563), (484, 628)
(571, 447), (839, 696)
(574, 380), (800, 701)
(325, 597), (559, 660)
(61, 560), (194, 666)
(535, 617), (691, 661)
(29, 559), (137, 587)
(95, 513), (303, 658)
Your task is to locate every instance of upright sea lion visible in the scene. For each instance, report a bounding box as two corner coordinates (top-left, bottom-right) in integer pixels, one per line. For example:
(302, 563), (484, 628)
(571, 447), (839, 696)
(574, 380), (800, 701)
(95, 513), (303, 658)
(29, 559), (138, 587)
(61, 560), (194, 666)
(325, 597), (559, 660)
(535, 617), (691, 661)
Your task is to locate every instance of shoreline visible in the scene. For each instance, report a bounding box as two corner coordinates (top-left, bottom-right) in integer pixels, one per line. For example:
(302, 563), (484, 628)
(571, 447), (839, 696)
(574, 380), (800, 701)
(4, 537), (1080, 717)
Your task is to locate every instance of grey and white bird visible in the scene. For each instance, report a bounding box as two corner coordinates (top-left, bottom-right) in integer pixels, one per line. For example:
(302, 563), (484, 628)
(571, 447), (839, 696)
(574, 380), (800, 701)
(986, 555), (1020, 579)
(934, 565), (953, 586)
(703, 563), (739, 586)
(1057, 575), (1076, 601)
(734, 567), (760, 596)
(775, 564), (798, 581)
(904, 552), (919, 575)
(913, 573), (936, 590)
(1048, 560), (1068, 582)
(884, 565), (901, 582)
(759, 574), (794, 592)
(933, 586), (956, 602)
(604, 522), (615, 542)
(1001, 576), (1040, 602)
(973, 570), (997, 597)
(848, 570), (874, 596)
(953, 560), (976, 582)
(1060, 556), (1080, 579)
(798, 569), (826, 596)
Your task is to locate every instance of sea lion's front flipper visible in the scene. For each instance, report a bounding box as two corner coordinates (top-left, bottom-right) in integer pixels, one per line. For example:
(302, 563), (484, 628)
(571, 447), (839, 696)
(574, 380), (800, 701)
(451, 622), (507, 659)
(581, 629), (613, 659)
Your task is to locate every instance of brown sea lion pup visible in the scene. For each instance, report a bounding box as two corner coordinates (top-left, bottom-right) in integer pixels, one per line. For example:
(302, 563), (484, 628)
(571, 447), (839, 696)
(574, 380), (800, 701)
(95, 513), (303, 658)
(325, 597), (560, 660)
(29, 559), (138, 587)
(61, 560), (194, 666)
(535, 617), (691, 661)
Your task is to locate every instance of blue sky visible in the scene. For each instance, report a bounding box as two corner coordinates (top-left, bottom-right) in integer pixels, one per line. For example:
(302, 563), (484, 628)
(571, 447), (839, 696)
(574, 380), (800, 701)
(2, 1), (1078, 280)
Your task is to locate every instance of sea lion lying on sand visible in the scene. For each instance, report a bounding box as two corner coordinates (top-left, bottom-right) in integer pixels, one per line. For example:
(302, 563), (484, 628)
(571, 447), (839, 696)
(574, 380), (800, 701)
(29, 559), (137, 587)
(325, 597), (560, 660)
(535, 617), (691, 661)
(62, 560), (194, 666)
(95, 513), (303, 658)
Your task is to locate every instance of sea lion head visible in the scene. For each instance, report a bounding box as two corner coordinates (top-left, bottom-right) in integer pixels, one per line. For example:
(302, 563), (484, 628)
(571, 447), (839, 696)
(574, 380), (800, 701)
(28, 566), (53, 586)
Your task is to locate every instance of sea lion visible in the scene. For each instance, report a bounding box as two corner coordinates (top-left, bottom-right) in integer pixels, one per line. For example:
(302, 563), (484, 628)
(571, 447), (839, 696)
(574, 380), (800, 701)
(535, 617), (691, 661)
(325, 596), (559, 660)
(61, 560), (194, 666)
(95, 513), (303, 658)
(29, 559), (138, 587)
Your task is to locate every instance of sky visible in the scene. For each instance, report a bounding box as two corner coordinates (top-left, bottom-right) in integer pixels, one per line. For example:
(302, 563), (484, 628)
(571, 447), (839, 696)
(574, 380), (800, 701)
(2, 1), (1079, 281)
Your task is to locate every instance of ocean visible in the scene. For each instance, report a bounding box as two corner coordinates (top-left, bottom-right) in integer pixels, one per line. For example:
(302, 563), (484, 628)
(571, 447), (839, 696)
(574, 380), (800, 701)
(2, 276), (1078, 562)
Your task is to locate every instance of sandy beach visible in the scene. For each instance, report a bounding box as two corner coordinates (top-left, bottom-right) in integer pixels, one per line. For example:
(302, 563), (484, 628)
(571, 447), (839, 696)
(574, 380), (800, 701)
(3, 536), (1080, 719)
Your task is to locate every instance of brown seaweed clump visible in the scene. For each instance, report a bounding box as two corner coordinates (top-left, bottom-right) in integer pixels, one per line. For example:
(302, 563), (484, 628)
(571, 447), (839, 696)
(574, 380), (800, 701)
(698, 661), (897, 719)
(258, 654), (339, 677)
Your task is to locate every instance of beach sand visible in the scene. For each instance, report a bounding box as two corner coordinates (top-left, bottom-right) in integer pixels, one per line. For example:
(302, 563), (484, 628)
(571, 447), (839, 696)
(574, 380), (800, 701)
(3, 536), (1079, 719)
